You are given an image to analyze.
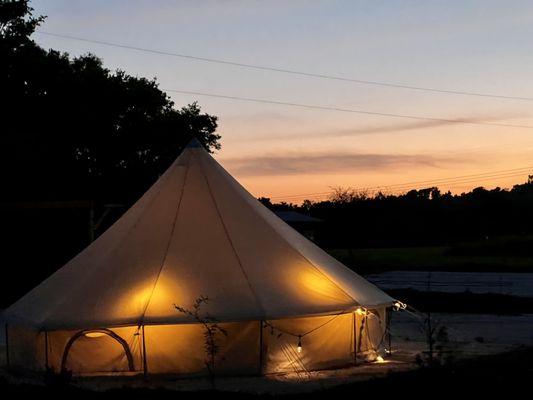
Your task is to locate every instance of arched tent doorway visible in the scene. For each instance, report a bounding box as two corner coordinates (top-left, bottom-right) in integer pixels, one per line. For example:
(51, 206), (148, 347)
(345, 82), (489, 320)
(61, 328), (135, 374)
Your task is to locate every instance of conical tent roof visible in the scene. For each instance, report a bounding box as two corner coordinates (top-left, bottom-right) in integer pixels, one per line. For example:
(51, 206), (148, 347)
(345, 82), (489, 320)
(5, 140), (393, 330)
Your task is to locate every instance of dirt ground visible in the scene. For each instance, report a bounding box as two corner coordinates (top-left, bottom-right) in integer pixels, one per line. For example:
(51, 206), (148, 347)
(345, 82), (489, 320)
(0, 351), (418, 394)
(1, 347), (532, 397)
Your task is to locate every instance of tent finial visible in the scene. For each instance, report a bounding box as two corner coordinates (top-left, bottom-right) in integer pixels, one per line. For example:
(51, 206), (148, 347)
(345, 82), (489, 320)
(186, 137), (203, 149)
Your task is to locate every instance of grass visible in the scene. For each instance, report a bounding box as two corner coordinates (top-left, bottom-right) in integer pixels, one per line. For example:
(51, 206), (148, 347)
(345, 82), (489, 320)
(329, 244), (533, 275)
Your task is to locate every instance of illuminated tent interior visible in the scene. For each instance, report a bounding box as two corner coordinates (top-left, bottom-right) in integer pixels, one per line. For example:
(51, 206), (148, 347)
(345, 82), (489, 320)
(3, 139), (394, 376)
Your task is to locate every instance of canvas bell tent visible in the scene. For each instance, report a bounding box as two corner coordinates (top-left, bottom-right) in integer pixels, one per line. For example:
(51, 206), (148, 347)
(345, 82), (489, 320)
(3, 139), (394, 376)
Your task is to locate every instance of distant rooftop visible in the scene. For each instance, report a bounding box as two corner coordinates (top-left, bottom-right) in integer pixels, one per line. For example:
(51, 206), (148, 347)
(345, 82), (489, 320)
(274, 211), (322, 223)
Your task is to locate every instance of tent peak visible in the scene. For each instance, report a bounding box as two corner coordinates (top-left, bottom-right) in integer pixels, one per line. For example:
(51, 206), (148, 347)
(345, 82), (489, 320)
(185, 137), (203, 149)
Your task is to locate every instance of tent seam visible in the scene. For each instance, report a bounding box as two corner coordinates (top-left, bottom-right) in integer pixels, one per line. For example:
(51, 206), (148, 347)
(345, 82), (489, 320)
(208, 156), (358, 306)
(249, 212), (357, 304)
(197, 152), (267, 318)
(139, 154), (192, 325)
(36, 160), (180, 329)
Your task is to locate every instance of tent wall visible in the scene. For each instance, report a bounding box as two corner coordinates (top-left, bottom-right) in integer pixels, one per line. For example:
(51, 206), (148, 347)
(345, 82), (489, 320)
(263, 313), (354, 373)
(263, 308), (387, 374)
(6, 325), (45, 371)
(6, 308), (388, 375)
(144, 321), (260, 376)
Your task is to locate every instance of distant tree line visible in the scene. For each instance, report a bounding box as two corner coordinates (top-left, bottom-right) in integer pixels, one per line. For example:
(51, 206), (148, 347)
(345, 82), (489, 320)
(260, 176), (533, 248)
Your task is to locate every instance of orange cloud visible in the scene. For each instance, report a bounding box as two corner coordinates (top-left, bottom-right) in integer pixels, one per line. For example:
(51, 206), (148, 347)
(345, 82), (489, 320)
(224, 152), (464, 176)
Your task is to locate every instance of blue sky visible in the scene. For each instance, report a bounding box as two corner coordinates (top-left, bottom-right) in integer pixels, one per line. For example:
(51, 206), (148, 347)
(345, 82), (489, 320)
(31, 0), (533, 201)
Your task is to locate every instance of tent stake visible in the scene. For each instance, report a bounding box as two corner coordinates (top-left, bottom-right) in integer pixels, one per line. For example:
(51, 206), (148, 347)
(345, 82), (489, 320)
(141, 325), (148, 379)
(4, 324), (9, 368)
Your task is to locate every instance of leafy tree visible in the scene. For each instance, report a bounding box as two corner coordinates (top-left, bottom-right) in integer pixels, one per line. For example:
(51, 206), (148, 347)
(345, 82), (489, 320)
(0, 0), (43, 46)
(1, 0), (220, 204)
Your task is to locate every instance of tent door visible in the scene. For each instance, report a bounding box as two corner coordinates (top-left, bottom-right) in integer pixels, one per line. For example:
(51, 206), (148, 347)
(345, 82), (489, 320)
(61, 329), (135, 374)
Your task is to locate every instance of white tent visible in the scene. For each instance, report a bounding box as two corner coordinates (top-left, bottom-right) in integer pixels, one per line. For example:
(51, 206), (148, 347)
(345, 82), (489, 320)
(4, 139), (394, 376)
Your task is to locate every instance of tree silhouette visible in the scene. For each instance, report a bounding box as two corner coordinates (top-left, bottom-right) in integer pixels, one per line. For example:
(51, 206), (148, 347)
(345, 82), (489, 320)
(1, 0), (220, 204)
(263, 179), (533, 250)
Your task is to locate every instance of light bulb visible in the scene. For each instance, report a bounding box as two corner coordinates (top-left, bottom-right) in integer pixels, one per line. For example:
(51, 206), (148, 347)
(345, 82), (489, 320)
(393, 301), (407, 311)
(355, 308), (366, 316)
(85, 331), (106, 338)
(297, 336), (302, 353)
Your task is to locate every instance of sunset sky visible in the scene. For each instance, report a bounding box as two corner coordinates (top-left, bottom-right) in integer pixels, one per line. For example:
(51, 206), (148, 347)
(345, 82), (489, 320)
(32, 0), (533, 202)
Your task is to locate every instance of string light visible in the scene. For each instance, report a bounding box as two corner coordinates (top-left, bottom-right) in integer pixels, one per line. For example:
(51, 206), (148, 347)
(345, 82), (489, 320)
(355, 307), (367, 316)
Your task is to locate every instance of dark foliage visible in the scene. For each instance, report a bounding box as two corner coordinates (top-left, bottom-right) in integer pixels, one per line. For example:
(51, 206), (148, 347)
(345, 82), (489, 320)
(265, 180), (533, 249)
(1, 1), (219, 203)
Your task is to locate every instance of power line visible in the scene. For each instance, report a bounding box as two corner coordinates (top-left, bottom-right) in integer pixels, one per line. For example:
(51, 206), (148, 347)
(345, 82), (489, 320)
(367, 171), (528, 194)
(352, 166), (532, 190)
(276, 169), (531, 200)
(165, 88), (533, 130)
(33, 30), (533, 129)
(35, 30), (533, 102)
(270, 166), (533, 200)
(287, 172), (529, 200)
(33, 31), (533, 200)
(278, 172), (527, 202)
